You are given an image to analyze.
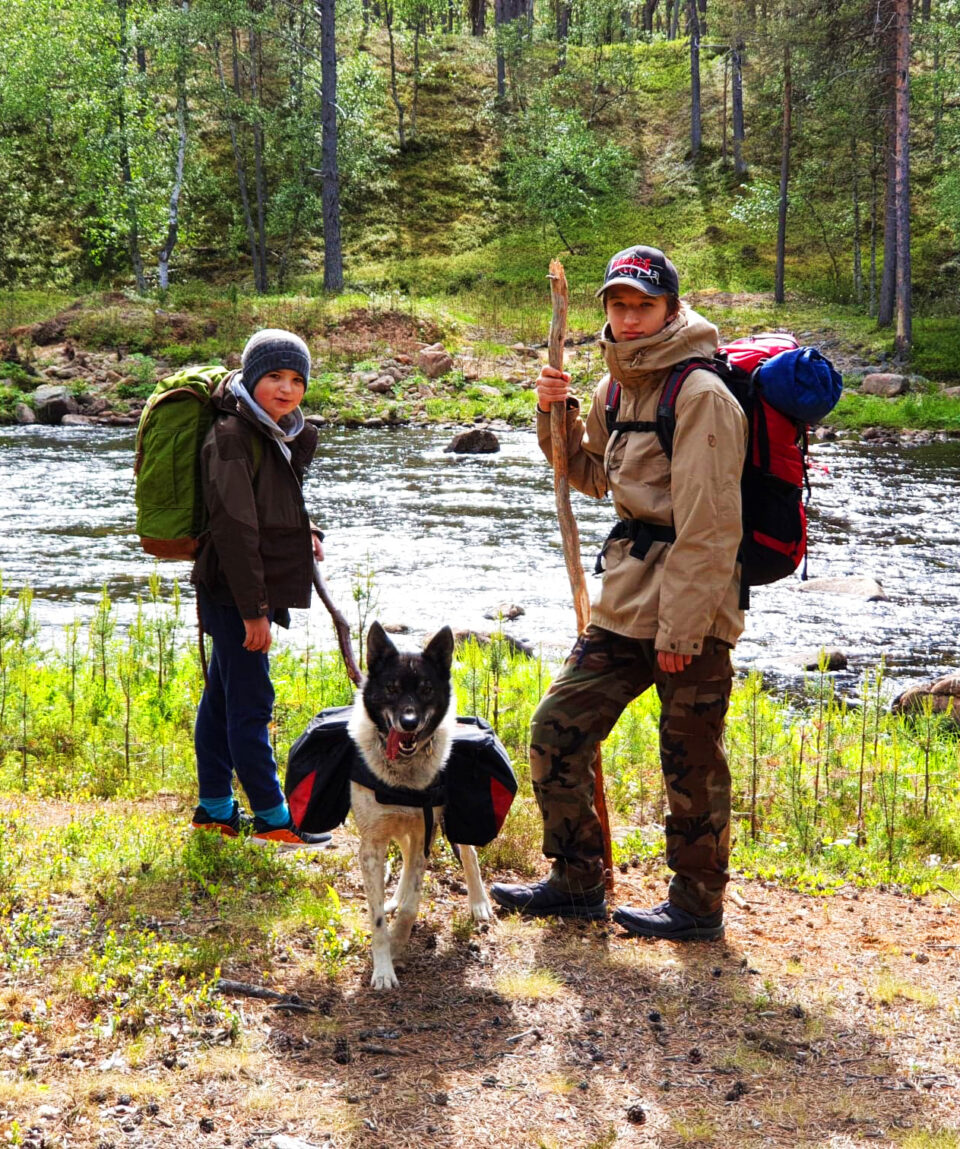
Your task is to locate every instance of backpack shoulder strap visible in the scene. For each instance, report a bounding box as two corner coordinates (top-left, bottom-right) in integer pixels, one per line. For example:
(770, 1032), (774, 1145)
(603, 378), (622, 435)
(656, 357), (721, 460)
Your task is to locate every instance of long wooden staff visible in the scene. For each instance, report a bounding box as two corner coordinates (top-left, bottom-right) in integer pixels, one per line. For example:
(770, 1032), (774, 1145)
(312, 559), (363, 687)
(547, 260), (614, 891)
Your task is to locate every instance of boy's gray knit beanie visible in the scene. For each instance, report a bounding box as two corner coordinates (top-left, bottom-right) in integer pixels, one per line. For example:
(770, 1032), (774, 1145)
(241, 329), (311, 389)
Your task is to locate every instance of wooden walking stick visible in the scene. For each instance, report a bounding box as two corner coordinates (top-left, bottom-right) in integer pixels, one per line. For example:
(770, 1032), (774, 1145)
(547, 259), (614, 891)
(312, 559), (363, 687)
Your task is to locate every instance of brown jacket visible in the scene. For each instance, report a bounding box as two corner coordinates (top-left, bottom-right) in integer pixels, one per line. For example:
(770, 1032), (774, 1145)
(537, 304), (748, 655)
(191, 378), (319, 619)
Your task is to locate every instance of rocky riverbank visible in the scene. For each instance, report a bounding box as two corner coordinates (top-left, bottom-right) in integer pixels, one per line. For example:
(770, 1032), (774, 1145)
(3, 295), (960, 438)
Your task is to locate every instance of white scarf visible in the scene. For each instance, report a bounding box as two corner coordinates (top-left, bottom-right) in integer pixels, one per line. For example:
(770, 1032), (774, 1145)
(230, 377), (305, 463)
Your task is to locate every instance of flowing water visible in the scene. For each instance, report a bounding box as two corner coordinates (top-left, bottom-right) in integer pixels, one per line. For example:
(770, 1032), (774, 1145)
(2, 423), (959, 695)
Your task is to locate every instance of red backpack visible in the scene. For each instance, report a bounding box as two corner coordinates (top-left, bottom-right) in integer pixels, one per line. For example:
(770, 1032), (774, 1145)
(603, 334), (834, 607)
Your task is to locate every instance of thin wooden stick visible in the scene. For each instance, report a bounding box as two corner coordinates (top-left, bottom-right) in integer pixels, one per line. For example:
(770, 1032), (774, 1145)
(312, 560), (363, 686)
(547, 259), (614, 891)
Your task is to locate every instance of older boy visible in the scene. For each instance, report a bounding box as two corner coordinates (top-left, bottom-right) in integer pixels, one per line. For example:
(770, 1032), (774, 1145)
(491, 246), (747, 939)
(190, 329), (331, 850)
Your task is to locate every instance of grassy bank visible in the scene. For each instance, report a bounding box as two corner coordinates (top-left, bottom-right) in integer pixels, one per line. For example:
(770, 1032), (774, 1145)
(1, 575), (957, 901)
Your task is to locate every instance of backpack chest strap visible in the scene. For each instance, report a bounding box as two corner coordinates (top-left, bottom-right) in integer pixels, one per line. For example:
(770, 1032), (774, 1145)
(350, 755), (447, 857)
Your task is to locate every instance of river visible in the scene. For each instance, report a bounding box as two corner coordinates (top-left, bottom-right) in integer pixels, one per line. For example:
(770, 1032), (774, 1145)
(2, 423), (958, 695)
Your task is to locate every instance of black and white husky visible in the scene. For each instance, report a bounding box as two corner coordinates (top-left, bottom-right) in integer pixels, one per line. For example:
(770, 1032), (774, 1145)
(348, 622), (492, 991)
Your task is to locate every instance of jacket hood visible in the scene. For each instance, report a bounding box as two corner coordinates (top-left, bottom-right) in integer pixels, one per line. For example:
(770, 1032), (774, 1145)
(599, 302), (719, 386)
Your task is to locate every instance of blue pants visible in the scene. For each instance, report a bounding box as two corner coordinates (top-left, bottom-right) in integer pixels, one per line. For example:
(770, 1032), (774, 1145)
(194, 588), (284, 813)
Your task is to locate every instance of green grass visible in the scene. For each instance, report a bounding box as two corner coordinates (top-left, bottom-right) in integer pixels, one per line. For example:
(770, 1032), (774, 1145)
(829, 390), (960, 431)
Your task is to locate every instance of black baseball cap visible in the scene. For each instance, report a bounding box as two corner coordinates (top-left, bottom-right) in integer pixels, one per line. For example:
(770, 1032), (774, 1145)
(596, 245), (680, 299)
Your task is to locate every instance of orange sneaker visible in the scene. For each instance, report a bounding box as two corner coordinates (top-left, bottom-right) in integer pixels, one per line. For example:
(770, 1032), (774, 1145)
(191, 802), (251, 838)
(250, 815), (332, 851)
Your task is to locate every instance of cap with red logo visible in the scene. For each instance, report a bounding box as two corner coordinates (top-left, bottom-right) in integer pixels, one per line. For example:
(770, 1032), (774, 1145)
(596, 245), (680, 299)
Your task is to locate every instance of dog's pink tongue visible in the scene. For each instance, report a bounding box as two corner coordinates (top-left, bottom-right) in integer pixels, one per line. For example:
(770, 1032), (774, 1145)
(386, 728), (401, 761)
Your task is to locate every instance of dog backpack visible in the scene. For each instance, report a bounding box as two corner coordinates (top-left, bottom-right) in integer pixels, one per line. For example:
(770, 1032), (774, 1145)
(285, 707), (518, 847)
(133, 365), (235, 560)
(604, 334), (842, 603)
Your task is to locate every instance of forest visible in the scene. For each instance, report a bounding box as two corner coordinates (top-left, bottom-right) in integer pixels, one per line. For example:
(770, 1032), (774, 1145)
(1, 0), (958, 360)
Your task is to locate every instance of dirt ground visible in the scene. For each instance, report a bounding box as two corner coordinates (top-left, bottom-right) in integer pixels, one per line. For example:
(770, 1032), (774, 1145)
(2, 818), (958, 1149)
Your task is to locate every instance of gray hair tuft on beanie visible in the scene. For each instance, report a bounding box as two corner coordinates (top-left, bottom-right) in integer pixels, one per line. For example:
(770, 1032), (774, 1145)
(241, 328), (311, 390)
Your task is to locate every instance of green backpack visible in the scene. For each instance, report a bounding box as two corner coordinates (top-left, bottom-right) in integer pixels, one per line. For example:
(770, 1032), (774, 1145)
(134, 365), (235, 560)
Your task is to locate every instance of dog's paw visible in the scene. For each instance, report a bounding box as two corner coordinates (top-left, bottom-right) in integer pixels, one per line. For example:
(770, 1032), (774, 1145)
(471, 895), (494, 922)
(370, 965), (399, 991)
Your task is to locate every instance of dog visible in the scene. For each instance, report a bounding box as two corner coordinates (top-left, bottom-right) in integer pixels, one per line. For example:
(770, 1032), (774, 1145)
(348, 621), (493, 990)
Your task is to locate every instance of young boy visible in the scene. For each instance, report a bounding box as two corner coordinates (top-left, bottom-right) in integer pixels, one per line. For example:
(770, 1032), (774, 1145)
(491, 245), (747, 939)
(190, 328), (331, 850)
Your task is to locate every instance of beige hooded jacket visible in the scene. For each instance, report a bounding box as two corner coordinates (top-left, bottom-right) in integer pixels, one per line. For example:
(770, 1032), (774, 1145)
(536, 303), (748, 655)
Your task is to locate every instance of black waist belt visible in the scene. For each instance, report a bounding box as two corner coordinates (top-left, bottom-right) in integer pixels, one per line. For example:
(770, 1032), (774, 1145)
(350, 755), (447, 856)
(595, 519), (677, 575)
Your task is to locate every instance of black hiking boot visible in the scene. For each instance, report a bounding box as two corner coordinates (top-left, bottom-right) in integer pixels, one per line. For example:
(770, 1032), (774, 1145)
(612, 900), (724, 941)
(490, 878), (607, 920)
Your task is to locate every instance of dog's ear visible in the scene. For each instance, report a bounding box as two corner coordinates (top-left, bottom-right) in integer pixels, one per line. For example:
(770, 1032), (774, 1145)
(423, 625), (454, 675)
(366, 621), (396, 673)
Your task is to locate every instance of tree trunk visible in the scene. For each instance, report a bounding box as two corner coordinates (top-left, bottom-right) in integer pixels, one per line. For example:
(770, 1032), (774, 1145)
(385, 2), (407, 147)
(732, 40), (746, 176)
(158, 2), (190, 292)
(248, 27), (269, 293)
(556, 0), (571, 48)
(878, 5), (897, 327)
(894, 0), (911, 356)
(117, 0), (146, 293)
(921, 0), (931, 18)
(470, 0), (486, 35)
(721, 50), (728, 164)
(217, 33), (260, 290)
(869, 132), (879, 316)
(698, 0), (707, 37)
(411, 20), (421, 140)
(688, 1), (701, 158)
(851, 133), (862, 306)
(643, 0), (659, 34)
(319, 0), (343, 291)
(495, 0), (506, 101)
(670, 0), (681, 38)
(774, 41), (791, 305)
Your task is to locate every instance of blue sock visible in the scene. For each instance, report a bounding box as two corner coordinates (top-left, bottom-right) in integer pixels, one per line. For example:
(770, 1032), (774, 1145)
(200, 794), (236, 822)
(254, 800), (290, 828)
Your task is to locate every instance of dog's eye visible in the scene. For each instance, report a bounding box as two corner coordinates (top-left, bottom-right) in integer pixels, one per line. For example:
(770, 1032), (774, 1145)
(418, 680), (434, 698)
(384, 681), (400, 697)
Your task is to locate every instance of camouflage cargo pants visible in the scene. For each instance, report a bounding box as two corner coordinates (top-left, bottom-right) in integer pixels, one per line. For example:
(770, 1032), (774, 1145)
(530, 625), (733, 915)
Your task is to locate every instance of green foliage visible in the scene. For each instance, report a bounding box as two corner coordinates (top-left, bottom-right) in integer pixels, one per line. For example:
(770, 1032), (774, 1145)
(503, 88), (631, 251)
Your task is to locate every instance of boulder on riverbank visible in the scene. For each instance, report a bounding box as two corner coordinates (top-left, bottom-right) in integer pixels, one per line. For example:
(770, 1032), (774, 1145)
(444, 428), (500, 454)
(33, 384), (79, 425)
(797, 576), (889, 601)
(453, 629), (534, 658)
(800, 648), (848, 671)
(861, 373), (910, 397)
(892, 675), (960, 727)
(418, 343), (454, 379)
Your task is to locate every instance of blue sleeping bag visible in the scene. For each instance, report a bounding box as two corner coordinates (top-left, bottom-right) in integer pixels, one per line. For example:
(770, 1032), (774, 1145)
(755, 347), (843, 424)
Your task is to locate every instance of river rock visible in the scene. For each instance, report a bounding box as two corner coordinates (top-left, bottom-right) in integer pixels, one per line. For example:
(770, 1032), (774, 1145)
(418, 343), (454, 379)
(797, 576), (889, 601)
(61, 413), (94, 426)
(363, 417), (384, 428)
(483, 603), (525, 621)
(305, 414), (327, 426)
(892, 675), (960, 726)
(800, 648), (848, 671)
(15, 403), (36, 425)
(367, 375), (395, 394)
(943, 386), (960, 399)
(33, 384), (79, 424)
(453, 629), (534, 658)
(861, 373), (909, 397)
(444, 429), (500, 454)
(512, 342), (540, 360)
(382, 623), (410, 634)
(474, 384), (501, 398)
